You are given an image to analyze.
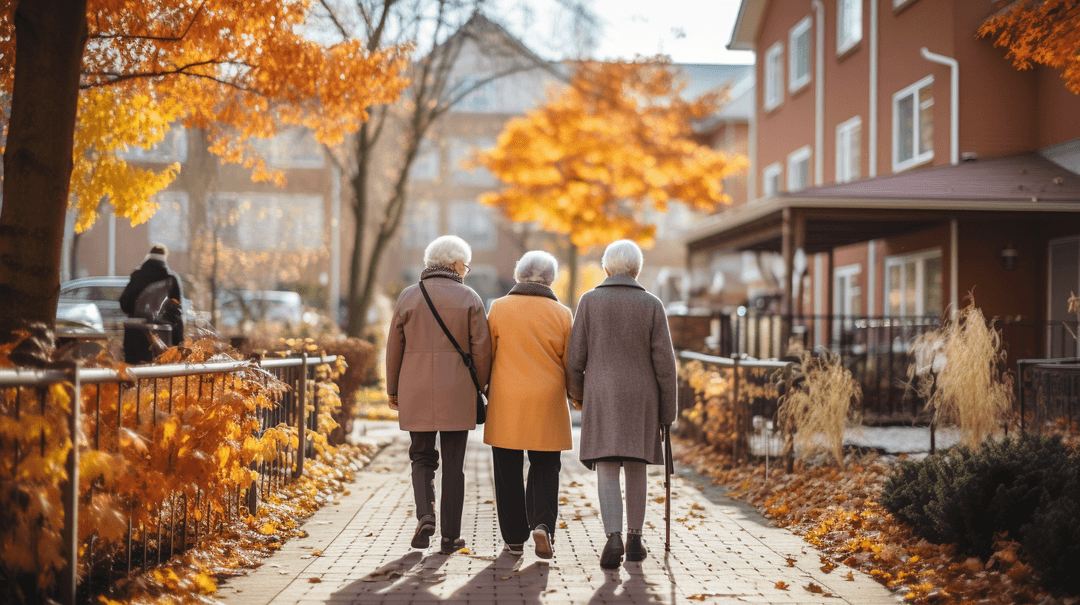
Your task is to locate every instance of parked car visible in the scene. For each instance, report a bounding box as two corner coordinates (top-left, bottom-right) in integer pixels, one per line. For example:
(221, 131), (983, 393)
(59, 276), (194, 339)
(216, 290), (305, 335)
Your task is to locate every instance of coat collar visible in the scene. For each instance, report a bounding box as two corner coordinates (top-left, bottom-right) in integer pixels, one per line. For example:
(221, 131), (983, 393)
(594, 274), (645, 290)
(508, 282), (559, 301)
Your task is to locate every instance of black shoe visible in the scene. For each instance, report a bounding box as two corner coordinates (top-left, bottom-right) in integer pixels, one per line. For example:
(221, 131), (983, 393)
(532, 524), (553, 559)
(439, 537), (466, 554)
(600, 532), (623, 569)
(411, 515), (435, 549)
(626, 532), (647, 562)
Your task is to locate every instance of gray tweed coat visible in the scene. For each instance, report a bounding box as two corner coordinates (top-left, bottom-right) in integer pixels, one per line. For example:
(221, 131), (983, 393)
(567, 274), (678, 468)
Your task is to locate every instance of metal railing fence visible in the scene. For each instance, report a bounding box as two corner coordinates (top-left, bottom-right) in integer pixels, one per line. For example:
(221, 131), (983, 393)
(0, 353), (337, 605)
(678, 350), (796, 471)
(1017, 357), (1080, 436)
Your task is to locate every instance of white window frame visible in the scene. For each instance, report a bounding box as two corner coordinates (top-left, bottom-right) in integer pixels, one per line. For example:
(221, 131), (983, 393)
(892, 75), (934, 173)
(835, 115), (861, 183)
(787, 146), (812, 192)
(764, 42), (784, 111)
(883, 248), (942, 317)
(763, 162), (783, 197)
(837, 0), (862, 54)
(788, 17), (812, 93)
(893, 0), (917, 9)
(833, 263), (862, 341)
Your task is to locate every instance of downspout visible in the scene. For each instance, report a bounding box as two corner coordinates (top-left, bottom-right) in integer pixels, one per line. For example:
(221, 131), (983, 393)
(749, 65), (758, 200)
(921, 47), (959, 165)
(812, 0), (825, 185)
(950, 219), (959, 318)
(868, 0), (878, 177)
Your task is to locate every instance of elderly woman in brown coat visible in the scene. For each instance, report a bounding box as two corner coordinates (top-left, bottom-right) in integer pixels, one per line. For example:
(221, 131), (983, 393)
(386, 235), (492, 554)
(484, 250), (573, 559)
(567, 239), (678, 570)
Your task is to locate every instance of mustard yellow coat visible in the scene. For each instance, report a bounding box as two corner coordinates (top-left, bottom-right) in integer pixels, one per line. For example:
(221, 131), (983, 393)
(483, 291), (574, 452)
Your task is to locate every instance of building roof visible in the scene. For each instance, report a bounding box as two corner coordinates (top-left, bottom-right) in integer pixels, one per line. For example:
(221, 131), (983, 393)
(674, 63), (753, 102)
(728, 0), (766, 51)
(685, 153), (1080, 252)
(786, 153), (1080, 203)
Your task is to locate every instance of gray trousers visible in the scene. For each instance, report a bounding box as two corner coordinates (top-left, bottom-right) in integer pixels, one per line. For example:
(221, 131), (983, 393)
(596, 460), (648, 535)
(409, 431), (469, 540)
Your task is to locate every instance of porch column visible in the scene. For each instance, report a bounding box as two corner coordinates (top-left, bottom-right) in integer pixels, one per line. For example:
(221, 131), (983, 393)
(781, 208), (804, 353)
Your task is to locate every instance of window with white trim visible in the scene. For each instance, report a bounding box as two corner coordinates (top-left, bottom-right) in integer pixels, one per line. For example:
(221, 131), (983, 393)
(787, 146), (811, 192)
(893, 76), (934, 172)
(833, 263), (862, 341)
(402, 201), (439, 250)
(448, 201), (497, 251)
(764, 42), (784, 110)
(789, 17), (812, 92)
(837, 0), (862, 54)
(884, 249), (942, 317)
(763, 163), (783, 197)
(149, 192), (189, 252)
(836, 116), (861, 183)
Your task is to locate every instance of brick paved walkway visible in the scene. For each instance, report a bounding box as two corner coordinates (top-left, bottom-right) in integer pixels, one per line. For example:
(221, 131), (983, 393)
(218, 430), (898, 604)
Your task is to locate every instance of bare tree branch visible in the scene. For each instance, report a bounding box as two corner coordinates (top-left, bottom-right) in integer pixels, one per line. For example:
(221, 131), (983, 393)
(88, 1), (207, 42)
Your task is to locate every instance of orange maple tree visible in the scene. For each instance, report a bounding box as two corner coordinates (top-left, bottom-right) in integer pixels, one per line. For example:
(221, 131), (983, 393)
(980, 0), (1080, 94)
(474, 57), (747, 251)
(0, 0), (410, 338)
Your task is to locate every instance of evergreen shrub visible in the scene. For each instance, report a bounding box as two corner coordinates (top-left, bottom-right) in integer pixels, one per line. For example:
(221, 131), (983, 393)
(880, 433), (1080, 593)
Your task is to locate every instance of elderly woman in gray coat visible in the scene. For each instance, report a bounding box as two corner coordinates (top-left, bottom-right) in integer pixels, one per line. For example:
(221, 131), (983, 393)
(386, 235), (492, 554)
(567, 239), (678, 570)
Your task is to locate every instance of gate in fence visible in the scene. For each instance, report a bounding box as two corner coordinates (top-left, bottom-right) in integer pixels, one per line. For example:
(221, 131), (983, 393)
(0, 353), (337, 604)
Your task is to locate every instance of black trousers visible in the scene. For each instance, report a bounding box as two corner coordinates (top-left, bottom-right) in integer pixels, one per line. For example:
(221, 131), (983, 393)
(409, 431), (469, 540)
(491, 447), (562, 545)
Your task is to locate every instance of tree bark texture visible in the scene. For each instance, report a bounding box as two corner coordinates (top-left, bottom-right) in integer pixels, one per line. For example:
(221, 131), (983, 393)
(0, 0), (89, 340)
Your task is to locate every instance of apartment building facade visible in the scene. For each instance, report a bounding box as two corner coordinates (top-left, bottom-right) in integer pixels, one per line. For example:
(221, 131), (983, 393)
(687, 0), (1080, 359)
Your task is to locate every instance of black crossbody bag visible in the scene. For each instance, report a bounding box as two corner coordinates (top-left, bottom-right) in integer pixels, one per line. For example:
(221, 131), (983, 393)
(418, 281), (487, 424)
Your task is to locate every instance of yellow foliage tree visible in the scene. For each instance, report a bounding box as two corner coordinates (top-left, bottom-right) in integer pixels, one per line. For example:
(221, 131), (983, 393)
(475, 57), (747, 251)
(980, 0), (1080, 94)
(0, 0), (410, 337)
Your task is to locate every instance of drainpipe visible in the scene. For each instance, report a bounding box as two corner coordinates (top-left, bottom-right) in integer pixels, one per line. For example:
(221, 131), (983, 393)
(812, 0), (825, 186)
(921, 47), (959, 165)
(950, 219), (959, 318)
(749, 67), (758, 200)
(869, 0), (878, 177)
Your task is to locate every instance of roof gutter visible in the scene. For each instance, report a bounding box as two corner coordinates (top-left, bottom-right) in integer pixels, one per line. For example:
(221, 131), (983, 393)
(921, 48), (959, 165)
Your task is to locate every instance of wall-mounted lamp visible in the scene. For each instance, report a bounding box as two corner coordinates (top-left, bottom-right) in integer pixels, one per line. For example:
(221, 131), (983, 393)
(1000, 243), (1019, 271)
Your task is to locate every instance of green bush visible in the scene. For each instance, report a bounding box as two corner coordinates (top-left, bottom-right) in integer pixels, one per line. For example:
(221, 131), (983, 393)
(880, 433), (1080, 593)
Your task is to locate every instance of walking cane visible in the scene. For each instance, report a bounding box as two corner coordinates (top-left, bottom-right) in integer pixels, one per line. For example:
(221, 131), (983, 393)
(663, 424), (673, 552)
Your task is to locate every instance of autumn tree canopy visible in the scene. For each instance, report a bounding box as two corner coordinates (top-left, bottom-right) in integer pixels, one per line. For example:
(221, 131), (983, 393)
(0, 0), (410, 337)
(474, 57), (747, 251)
(980, 0), (1080, 94)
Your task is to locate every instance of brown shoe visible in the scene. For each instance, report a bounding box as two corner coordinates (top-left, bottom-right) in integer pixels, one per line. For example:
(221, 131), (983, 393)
(532, 524), (553, 559)
(439, 537), (466, 554)
(600, 532), (623, 569)
(626, 532), (647, 562)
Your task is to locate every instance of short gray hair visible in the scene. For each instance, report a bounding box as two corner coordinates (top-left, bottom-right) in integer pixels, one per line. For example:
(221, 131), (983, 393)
(424, 235), (472, 268)
(601, 239), (643, 277)
(514, 250), (559, 285)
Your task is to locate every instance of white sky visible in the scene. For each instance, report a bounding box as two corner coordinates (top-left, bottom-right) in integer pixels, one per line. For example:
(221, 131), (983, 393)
(589, 0), (753, 64)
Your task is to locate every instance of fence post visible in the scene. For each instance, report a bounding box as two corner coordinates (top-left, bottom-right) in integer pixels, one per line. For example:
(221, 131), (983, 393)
(295, 354), (308, 479)
(732, 357), (744, 459)
(782, 363), (795, 474)
(60, 363), (81, 605)
(1018, 360), (1026, 433)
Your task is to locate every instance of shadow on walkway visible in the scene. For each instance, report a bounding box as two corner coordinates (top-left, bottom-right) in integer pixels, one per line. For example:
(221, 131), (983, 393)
(330, 549), (551, 604)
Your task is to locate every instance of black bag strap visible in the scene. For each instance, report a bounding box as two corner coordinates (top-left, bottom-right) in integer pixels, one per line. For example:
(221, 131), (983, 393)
(418, 281), (483, 393)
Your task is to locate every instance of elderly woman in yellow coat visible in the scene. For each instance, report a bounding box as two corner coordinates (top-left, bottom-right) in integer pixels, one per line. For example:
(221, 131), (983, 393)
(484, 250), (573, 559)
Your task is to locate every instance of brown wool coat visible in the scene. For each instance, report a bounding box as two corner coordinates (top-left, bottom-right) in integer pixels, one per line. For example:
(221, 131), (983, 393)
(567, 274), (678, 467)
(386, 276), (492, 432)
(483, 292), (574, 452)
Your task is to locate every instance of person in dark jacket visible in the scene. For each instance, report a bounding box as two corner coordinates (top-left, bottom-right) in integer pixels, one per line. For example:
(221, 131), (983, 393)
(119, 244), (185, 363)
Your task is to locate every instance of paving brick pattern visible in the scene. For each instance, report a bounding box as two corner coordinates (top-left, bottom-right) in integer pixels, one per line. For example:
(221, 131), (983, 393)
(218, 431), (899, 604)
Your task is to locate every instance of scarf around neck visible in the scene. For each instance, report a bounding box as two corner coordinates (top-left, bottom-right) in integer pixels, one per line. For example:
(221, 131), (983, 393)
(508, 281), (558, 301)
(420, 264), (463, 284)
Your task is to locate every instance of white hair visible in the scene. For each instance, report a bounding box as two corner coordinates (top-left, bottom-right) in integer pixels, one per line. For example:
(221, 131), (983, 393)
(601, 239), (644, 277)
(514, 250), (559, 285)
(423, 235), (472, 268)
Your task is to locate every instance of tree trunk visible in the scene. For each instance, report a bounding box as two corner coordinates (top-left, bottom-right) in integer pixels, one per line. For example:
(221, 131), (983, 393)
(0, 0), (89, 340)
(345, 125), (370, 337)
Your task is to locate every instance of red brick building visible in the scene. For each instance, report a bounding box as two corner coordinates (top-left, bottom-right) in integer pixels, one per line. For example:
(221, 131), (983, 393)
(687, 0), (1080, 361)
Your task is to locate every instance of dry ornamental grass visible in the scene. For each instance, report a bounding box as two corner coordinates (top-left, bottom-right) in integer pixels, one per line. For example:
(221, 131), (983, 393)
(779, 350), (862, 468)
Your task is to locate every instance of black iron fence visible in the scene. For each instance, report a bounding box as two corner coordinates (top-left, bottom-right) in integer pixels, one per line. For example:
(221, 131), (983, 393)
(0, 354), (336, 604)
(709, 313), (1079, 422)
(1017, 357), (1080, 436)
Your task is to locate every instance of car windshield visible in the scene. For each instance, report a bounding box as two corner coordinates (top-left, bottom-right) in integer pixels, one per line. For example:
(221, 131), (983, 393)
(62, 285), (126, 301)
